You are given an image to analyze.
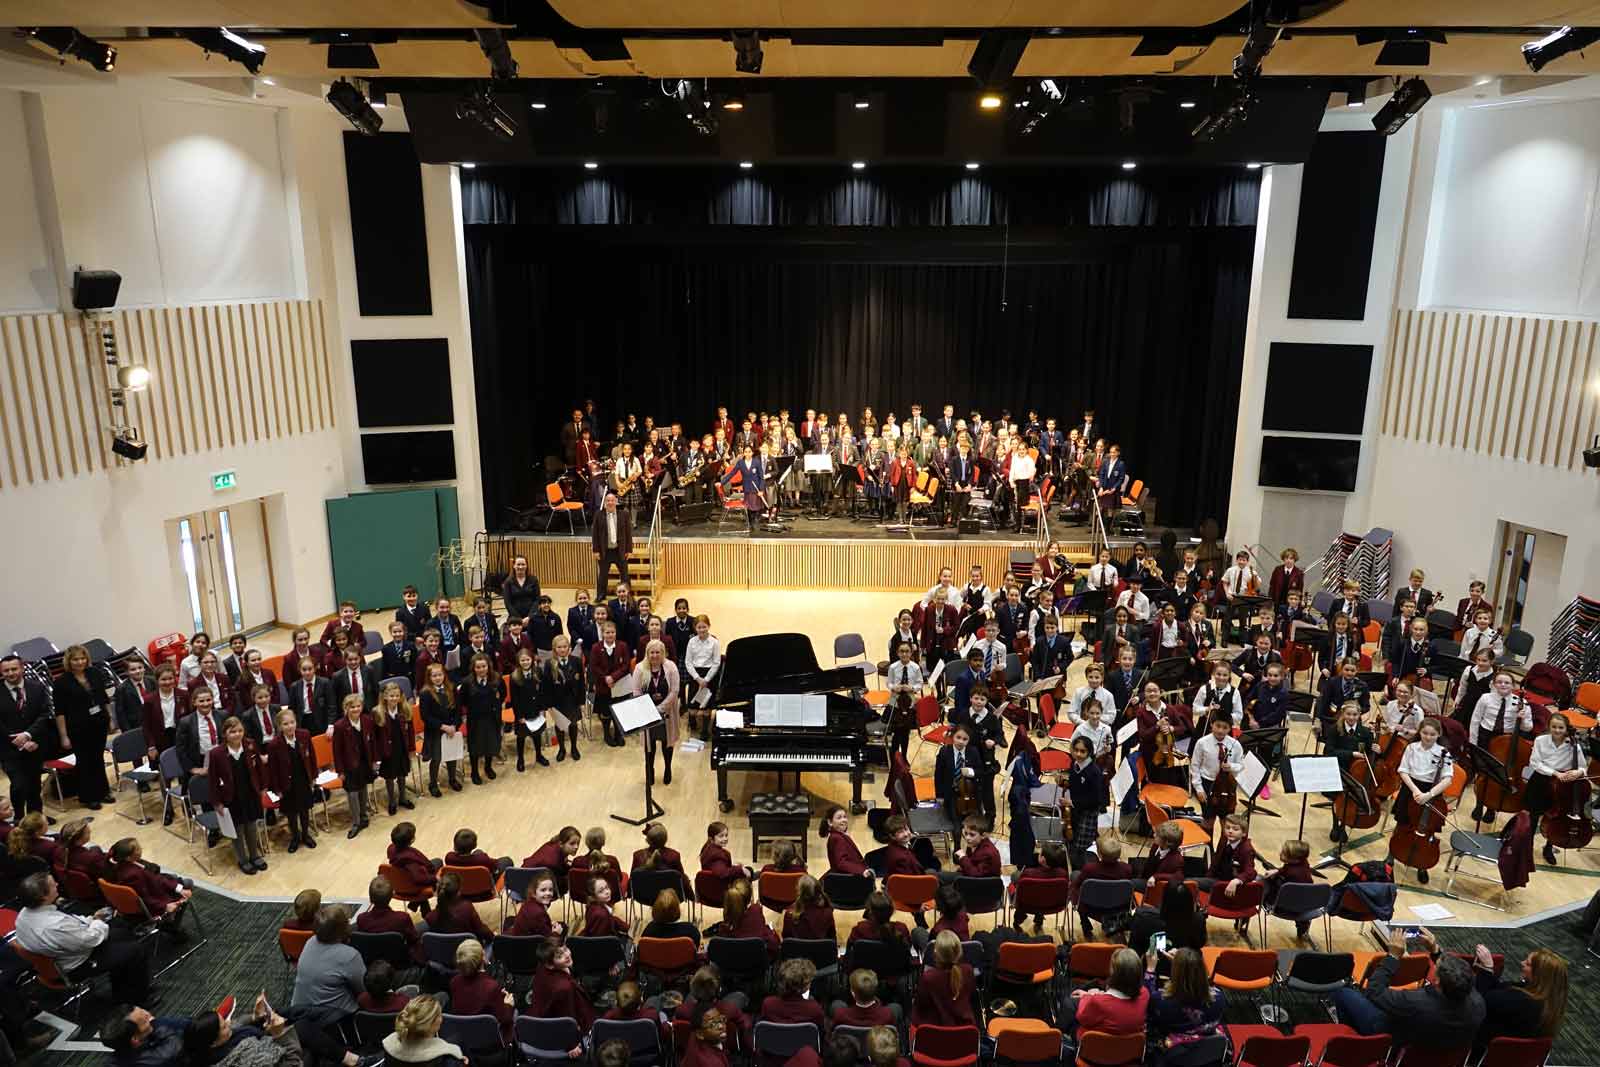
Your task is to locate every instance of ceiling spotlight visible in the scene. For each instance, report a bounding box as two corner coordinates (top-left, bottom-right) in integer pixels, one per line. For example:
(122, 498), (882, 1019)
(853, 92), (870, 110)
(457, 84), (518, 141)
(117, 366), (152, 392)
(965, 161), (980, 170)
(1179, 99), (1197, 109)
(473, 28), (518, 81)
(739, 161), (754, 169)
(1011, 77), (1067, 136)
(1120, 161), (1137, 171)
(1522, 26), (1600, 73)
(1346, 82), (1366, 107)
(851, 160), (866, 170)
(110, 429), (148, 462)
(1245, 161), (1262, 169)
(731, 29), (763, 75)
(967, 30), (1029, 90)
(584, 161), (599, 169)
(183, 27), (267, 75)
(530, 100), (547, 110)
(460, 162), (476, 169)
(721, 92), (745, 111)
(1233, 14), (1281, 79)
(326, 78), (382, 135)
(1372, 76), (1430, 135)
(979, 92), (1004, 110)
(368, 85), (388, 108)
(24, 27), (116, 72)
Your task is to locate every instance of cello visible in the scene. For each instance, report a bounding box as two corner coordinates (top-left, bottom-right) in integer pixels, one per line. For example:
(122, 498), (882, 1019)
(1476, 697), (1533, 818)
(1332, 755), (1384, 831)
(1389, 745), (1456, 874)
(1540, 774), (1596, 852)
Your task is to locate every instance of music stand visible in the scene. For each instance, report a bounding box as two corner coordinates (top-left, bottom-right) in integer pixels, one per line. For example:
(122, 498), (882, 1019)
(1457, 742), (1511, 834)
(956, 610), (987, 642)
(1430, 653), (1468, 706)
(1281, 754), (1344, 852)
(609, 694), (666, 827)
(1226, 595), (1271, 643)
(1318, 770), (1374, 874)
(1239, 727), (1289, 820)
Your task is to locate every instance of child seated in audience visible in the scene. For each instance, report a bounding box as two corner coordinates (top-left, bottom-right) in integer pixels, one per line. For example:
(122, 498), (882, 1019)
(847, 891), (911, 949)
(911, 931), (976, 1028)
(507, 871), (566, 938)
(683, 1003), (731, 1067)
(55, 820), (108, 886)
(530, 938), (595, 1033)
(1013, 841), (1071, 935)
(387, 822), (439, 898)
(603, 981), (669, 1043)
(829, 969), (900, 1029)
(524, 825), (581, 879)
(582, 875), (627, 939)
(571, 826), (624, 902)
(878, 816), (927, 878)
(1072, 833), (1133, 940)
(819, 803), (869, 877)
(358, 960), (412, 1013)
(450, 939), (514, 1042)
(675, 966), (752, 1052)
(915, 884), (969, 952)
(759, 840), (806, 877)
(866, 1027), (909, 1067)
(1142, 821), (1186, 888)
(759, 959), (824, 1064)
(706, 878), (779, 958)
(700, 821), (753, 884)
(641, 888), (700, 943)
(631, 821), (689, 881)
(107, 837), (193, 924)
(445, 828), (512, 875)
(780, 875), (835, 941)
(357, 875), (424, 964)
(423, 871), (494, 944)
(952, 816), (1001, 877)
(284, 888), (321, 931)
(9, 813), (57, 868)
(1264, 839), (1316, 942)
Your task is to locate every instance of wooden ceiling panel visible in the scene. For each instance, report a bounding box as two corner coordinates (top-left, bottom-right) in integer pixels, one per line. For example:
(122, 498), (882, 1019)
(547, 0), (1247, 30)
(545, 1), (785, 29)
(0, 0), (501, 28)
(1016, 36), (1237, 77)
(1301, 1), (1577, 27)
(1263, 33), (1600, 76)
(998, 1), (1246, 28)
(109, 38), (567, 78)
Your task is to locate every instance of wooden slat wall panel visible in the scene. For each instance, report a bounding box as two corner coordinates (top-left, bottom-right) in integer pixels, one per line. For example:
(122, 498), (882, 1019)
(0, 299), (334, 490)
(1381, 306), (1600, 470)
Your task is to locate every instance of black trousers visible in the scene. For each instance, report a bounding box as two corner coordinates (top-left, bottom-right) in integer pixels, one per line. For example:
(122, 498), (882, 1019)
(1, 756), (43, 816)
(595, 548), (628, 602)
(66, 714), (111, 803)
(69, 927), (151, 1004)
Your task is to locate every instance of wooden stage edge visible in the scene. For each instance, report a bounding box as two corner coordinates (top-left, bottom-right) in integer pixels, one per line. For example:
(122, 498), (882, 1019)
(483, 533), (1089, 592)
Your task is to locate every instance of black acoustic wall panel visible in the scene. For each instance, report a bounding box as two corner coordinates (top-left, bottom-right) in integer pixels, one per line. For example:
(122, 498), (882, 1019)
(351, 338), (453, 427)
(343, 132), (432, 316)
(361, 430), (456, 484)
(1287, 131), (1385, 321)
(1258, 435), (1360, 492)
(1262, 342), (1372, 433)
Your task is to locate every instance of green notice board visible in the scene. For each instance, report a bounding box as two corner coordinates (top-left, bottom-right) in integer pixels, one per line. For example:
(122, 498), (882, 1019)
(327, 489), (444, 609)
(434, 486), (463, 598)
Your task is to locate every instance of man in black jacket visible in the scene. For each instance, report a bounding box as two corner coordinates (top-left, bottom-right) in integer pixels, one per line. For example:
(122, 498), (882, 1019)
(1331, 928), (1484, 1047)
(0, 654), (50, 815)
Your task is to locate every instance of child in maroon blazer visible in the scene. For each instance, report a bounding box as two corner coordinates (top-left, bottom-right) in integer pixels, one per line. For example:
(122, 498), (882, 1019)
(264, 709), (318, 852)
(1070, 834), (1133, 940)
(387, 821), (439, 897)
(356, 960), (411, 1013)
(847, 892), (911, 949)
(283, 888), (321, 932)
(1013, 841), (1072, 934)
(911, 931), (976, 1029)
(603, 981), (670, 1044)
(582, 875), (627, 938)
(423, 871), (494, 944)
(820, 804), (869, 876)
(106, 837), (192, 922)
(758, 840), (805, 877)
(524, 825), (582, 877)
(1264, 838), (1316, 940)
(632, 821), (689, 880)
(205, 717), (266, 874)
(758, 960), (825, 1065)
(676, 967), (753, 1056)
(1199, 814), (1258, 937)
(879, 816), (926, 877)
(357, 874), (424, 963)
(1143, 821), (1186, 889)
(331, 695), (376, 839)
(953, 816), (1001, 877)
(699, 821), (752, 883)
(530, 939), (595, 1033)
(708, 878), (779, 959)
(571, 826), (624, 903)
(506, 871), (567, 938)
(829, 968), (898, 1029)
(449, 939), (514, 1041)
(445, 828), (512, 876)
(927, 883), (970, 942)
(779, 875), (836, 941)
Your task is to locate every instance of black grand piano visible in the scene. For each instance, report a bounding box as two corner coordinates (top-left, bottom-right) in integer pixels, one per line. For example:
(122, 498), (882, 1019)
(710, 633), (872, 813)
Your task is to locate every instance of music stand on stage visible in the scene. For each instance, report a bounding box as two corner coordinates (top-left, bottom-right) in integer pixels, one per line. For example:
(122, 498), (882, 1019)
(1458, 742), (1511, 833)
(609, 694), (666, 827)
(1281, 755), (1345, 863)
(1238, 726), (1289, 819)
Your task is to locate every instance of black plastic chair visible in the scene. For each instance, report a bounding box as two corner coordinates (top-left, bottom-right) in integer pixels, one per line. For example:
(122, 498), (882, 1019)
(421, 931), (474, 979)
(591, 1017), (663, 1067)
(842, 938), (913, 990)
(754, 1021), (821, 1062)
(491, 933), (544, 981)
(516, 1016), (581, 1064)
(568, 936), (627, 983)
(821, 872), (875, 911)
(351, 930), (413, 969)
(1263, 882), (1333, 950)
(629, 867), (690, 925)
(953, 876), (1006, 923)
(706, 936), (771, 992)
(352, 1011), (400, 1052)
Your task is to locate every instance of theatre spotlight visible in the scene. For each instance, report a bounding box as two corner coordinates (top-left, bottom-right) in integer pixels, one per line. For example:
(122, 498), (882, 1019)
(457, 84), (518, 141)
(730, 30), (763, 75)
(24, 27), (116, 72)
(111, 429), (148, 462)
(474, 29), (518, 81)
(1522, 26), (1600, 73)
(118, 366), (152, 392)
(1233, 15), (1280, 80)
(1372, 77), (1430, 135)
(1584, 435), (1600, 468)
(1011, 78), (1065, 135)
(327, 78), (382, 134)
(183, 28), (267, 74)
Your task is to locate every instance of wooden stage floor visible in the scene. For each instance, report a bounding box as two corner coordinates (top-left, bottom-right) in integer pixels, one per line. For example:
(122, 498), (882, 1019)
(33, 586), (1598, 957)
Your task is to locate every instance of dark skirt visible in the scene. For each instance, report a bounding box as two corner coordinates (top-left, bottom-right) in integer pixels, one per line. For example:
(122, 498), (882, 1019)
(1070, 808), (1100, 858)
(1524, 772), (1555, 818)
(380, 721), (410, 779)
(467, 713), (501, 758)
(284, 758), (314, 814)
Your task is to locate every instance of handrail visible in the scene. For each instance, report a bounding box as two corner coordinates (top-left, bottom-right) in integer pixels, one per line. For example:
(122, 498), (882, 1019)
(648, 487), (664, 591)
(1034, 482), (1050, 552)
(1089, 492), (1110, 559)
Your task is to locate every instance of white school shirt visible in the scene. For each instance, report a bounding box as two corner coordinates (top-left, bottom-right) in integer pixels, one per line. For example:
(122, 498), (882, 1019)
(1193, 683), (1244, 726)
(886, 660), (924, 692)
(1530, 734), (1582, 776)
(1381, 700), (1423, 738)
(1399, 740), (1454, 784)
(159, 691), (179, 729)
(685, 635), (721, 682)
(1070, 720), (1113, 758)
(1190, 733), (1244, 792)
(1009, 452), (1036, 483)
(1115, 589), (1151, 622)
(1085, 563), (1118, 591)
(1468, 692), (1533, 738)
(975, 638), (1009, 674)
(1156, 619), (1181, 649)
(1458, 626), (1504, 660)
(1220, 565), (1258, 598)
(1068, 685), (1115, 725)
(920, 581), (960, 608)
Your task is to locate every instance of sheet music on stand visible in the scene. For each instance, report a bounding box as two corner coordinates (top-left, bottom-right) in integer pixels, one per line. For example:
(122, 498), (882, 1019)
(753, 693), (828, 728)
(804, 453), (833, 474)
(1019, 675), (1061, 698)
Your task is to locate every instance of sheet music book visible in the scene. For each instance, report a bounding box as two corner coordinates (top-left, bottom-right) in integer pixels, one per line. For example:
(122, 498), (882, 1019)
(1110, 758), (1136, 804)
(1282, 755), (1342, 794)
(522, 714), (546, 732)
(693, 686), (713, 708)
(754, 694), (826, 727)
(927, 658), (947, 687)
(1115, 718), (1140, 745)
(610, 677), (634, 698)
(1237, 752), (1268, 798)
(439, 733), (465, 762)
(444, 648), (461, 672)
(804, 453), (833, 473)
(716, 709), (746, 731)
(612, 694), (663, 733)
(216, 808), (238, 840)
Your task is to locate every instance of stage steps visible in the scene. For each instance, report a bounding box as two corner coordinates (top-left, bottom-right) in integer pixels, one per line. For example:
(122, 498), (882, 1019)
(605, 549), (654, 598)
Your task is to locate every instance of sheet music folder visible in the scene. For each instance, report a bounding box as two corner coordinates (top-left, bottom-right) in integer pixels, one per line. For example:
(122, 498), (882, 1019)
(754, 692), (828, 727)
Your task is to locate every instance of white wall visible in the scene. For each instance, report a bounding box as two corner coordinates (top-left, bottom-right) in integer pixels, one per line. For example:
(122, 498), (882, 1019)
(0, 90), (55, 313)
(1421, 99), (1600, 316)
(27, 90), (299, 308)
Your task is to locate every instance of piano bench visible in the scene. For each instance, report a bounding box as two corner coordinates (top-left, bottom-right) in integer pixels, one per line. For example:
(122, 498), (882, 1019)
(749, 792), (813, 863)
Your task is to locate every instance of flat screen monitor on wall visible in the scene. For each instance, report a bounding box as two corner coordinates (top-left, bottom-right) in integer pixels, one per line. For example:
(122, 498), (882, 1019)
(361, 430), (456, 485)
(1257, 435), (1359, 492)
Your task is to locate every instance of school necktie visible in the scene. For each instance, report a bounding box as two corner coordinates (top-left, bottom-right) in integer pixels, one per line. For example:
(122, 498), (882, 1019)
(1493, 698), (1508, 735)
(983, 645), (994, 673)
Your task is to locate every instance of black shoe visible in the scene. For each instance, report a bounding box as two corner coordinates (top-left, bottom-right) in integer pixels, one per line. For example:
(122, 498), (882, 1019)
(557, 748), (567, 762)
(85, 801), (102, 811)
(163, 807), (175, 826)
(1417, 870), (1429, 885)
(485, 767), (496, 780)
(239, 862), (256, 876)
(572, 747), (581, 761)
(517, 759), (525, 773)
(288, 836), (301, 854)
(536, 755), (549, 767)
(429, 784), (443, 798)
(388, 803), (398, 816)
(1543, 844), (1557, 865)
(303, 835), (317, 849)
(663, 767), (672, 785)
(207, 829), (221, 848)
(400, 797), (415, 810)
(348, 826), (362, 839)
(471, 772), (483, 785)
(449, 778), (462, 792)
(253, 858), (268, 872)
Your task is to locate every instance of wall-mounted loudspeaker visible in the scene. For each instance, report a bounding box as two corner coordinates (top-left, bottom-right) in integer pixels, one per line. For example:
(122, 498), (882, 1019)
(1584, 436), (1600, 469)
(71, 269), (122, 311)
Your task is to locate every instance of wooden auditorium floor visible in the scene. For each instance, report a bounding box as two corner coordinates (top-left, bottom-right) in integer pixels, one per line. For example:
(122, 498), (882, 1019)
(31, 587), (1600, 953)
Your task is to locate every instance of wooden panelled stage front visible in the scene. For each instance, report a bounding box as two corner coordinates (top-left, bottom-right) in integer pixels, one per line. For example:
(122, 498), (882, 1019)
(481, 533), (1096, 592)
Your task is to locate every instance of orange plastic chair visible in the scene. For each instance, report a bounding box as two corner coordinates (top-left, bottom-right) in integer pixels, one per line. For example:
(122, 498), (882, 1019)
(379, 862), (434, 906)
(914, 696), (948, 749)
(994, 941), (1057, 991)
(992, 1025), (1063, 1067)
(1066, 942), (1118, 985)
(310, 733), (342, 791)
(1206, 948), (1276, 1013)
(1135, 755), (1189, 810)
(637, 936), (698, 985)
(757, 870), (805, 913)
(1575, 681), (1600, 714)
(885, 873), (938, 921)
(442, 863), (507, 927)
(1353, 951), (1431, 990)
(1234, 1033), (1311, 1067)
(1290, 1024), (1386, 1067)
(278, 927), (315, 970)
(1073, 1030), (1143, 1067)
(1119, 479), (1144, 508)
(1143, 798), (1211, 852)
(98, 879), (152, 922)
(543, 482), (586, 534)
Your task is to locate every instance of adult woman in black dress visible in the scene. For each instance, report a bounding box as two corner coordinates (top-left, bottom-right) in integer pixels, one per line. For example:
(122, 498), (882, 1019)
(457, 653), (502, 786)
(52, 644), (114, 809)
(419, 662), (460, 796)
(541, 634), (585, 762)
(502, 555), (541, 628)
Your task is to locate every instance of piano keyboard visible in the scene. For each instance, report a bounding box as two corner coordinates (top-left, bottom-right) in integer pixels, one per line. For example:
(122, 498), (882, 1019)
(718, 750), (854, 767)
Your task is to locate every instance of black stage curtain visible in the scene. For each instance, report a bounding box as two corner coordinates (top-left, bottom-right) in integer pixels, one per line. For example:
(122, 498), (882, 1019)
(462, 166), (1257, 531)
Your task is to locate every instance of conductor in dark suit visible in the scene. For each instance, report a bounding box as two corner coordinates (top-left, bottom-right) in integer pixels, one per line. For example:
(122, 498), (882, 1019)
(0, 654), (51, 815)
(592, 492), (633, 602)
(331, 648), (378, 714)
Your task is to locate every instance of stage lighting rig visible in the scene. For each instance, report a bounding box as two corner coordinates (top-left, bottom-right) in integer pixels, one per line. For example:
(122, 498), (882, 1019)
(1011, 78), (1066, 135)
(663, 79), (719, 136)
(731, 30), (763, 75)
(1191, 82), (1256, 143)
(1372, 77), (1430, 135)
(183, 27), (267, 74)
(23, 27), (116, 72)
(1232, 13), (1280, 80)
(474, 29), (518, 81)
(327, 78), (383, 135)
(1523, 26), (1600, 72)
(457, 84), (518, 141)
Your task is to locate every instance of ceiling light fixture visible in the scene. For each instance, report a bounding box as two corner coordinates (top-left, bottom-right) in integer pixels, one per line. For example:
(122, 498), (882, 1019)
(1246, 161), (1262, 169)
(1522, 26), (1600, 72)
(721, 92), (745, 111)
(326, 78), (382, 135)
(183, 27), (266, 74)
(979, 92), (1004, 110)
(851, 160), (866, 170)
(584, 161), (599, 169)
(1121, 160), (1137, 171)
(1179, 99), (1197, 109)
(368, 85), (388, 108)
(739, 161), (753, 169)
(965, 162), (980, 170)
(530, 100), (547, 110)
(460, 162), (476, 169)
(117, 366), (151, 392)
(730, 29), (763, 75)
(24, 27), (116, 72)
(456, 84), (518, 141)
(853, 92), (870, 110)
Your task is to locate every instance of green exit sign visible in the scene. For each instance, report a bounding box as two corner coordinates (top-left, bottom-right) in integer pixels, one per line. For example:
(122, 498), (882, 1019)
(211, 469), (237, 492)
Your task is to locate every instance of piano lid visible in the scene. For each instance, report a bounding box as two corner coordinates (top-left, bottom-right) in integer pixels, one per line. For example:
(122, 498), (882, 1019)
(718, 633), (865, 703)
